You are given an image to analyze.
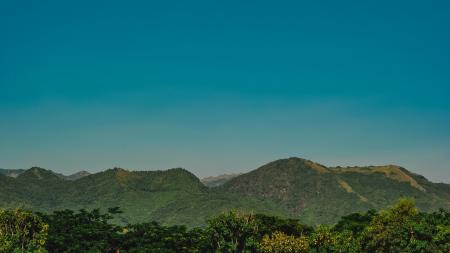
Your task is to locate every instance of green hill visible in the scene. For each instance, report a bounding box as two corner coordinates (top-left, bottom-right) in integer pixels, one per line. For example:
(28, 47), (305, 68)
(0, 158), (449, 226)
(0, 166), (285, 227)
(221, 157), (450, 224)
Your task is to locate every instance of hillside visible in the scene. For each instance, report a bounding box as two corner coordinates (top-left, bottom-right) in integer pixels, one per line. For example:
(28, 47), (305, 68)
(1, 158), (449, 226)
(0, 167), (285, 226)
(221, 157), (450, 224)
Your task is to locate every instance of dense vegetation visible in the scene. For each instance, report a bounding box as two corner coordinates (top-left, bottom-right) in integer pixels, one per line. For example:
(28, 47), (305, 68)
(1, 199), (449, 252)
(1, 158), (449, 227)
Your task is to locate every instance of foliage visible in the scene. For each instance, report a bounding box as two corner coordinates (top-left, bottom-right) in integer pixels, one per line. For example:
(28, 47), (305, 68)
(259, 231), (309, 253)
(309, 225), (335, 253)
(121, 222), (209, 253)
(0, 208), (48, 253)
(206, 210), (260, 253)
(254, 214), (314, 237)
(360, 198), (440, 253)
(333, 209), (376, 234)
(1, 199), (450, 252)
(40, 207), (122, 253)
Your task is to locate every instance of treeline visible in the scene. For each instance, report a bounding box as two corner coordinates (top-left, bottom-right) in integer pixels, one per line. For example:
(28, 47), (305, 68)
(1, 199), (449, 253)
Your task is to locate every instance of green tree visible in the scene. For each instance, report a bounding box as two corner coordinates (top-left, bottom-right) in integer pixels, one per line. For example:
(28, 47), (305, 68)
(310, 225), (335, 253)
(433, 225), (450, 252)
(330, 230), (360, 253)
(41, 207), (122, 253)
(360, 198), (439, 253)
(120, 221), (208, 253)
(206, 210), (259, 253)
(333, 210), (376, 234)
(0, 208), (48, 253)
(254, 214), (313, 238)
(259, 231), (309, 253)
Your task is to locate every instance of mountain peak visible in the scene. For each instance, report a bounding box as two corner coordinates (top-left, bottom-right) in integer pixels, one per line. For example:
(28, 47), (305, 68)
(19, 167), (61, 180)
(268, 157), (330, 173)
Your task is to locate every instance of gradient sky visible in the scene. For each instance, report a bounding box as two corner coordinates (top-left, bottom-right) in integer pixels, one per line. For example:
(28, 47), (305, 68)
(1, 0), (449, 182)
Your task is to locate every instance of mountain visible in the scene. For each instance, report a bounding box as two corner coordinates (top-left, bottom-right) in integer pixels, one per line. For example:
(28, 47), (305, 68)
(67, 170), (91, 180)
(0, 158), (449, 226)
(0, 167), (284, 226)
(0, 168), (91, 181)
(201, 173), (242, 187)
(0, 168), (25, 178)
(220, 158), (450, 224)
(58, 170), (91, 181)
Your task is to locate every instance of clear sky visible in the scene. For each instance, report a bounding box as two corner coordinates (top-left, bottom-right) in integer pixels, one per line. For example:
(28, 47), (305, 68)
(1, 0), (449, 182)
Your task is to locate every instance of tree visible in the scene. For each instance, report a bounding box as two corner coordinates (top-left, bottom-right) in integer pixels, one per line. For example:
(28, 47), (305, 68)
(333, 209), (376, 234)
(120, 221), (208, 253)
(360, 198), (439, 253)
(206, 210), (259, 253)
(41, 208), (122, 253)
(433, 224), (450, 252)
(310, 225), (335, 253)
(0, 208), (48, 253)
(254, 214), (313, 238)
(331, 230), (360, 253)
(259, 231), (309, 253)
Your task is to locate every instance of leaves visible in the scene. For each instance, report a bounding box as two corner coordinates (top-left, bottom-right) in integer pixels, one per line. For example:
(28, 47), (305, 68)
(0, 208), (48, 253)
(1, 199), (450, 252)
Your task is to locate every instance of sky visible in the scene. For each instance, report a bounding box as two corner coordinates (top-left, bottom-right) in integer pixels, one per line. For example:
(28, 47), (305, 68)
(1, 0), (449, 182)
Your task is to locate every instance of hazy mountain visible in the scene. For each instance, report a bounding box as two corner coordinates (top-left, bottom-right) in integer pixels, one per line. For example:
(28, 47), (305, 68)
(201, 173), (242, 187)
(53, 170), (91, 181)
(0, 168), (25, 178)
(0, 167), (91, 181)
(0, 158), (449, 226)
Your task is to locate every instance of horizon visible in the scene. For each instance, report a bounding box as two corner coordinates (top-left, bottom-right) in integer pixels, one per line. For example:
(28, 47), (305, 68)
(1, 0), (450, 182)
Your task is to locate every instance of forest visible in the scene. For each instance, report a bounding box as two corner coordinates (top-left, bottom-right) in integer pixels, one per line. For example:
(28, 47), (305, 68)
(1, 198), (449, 253)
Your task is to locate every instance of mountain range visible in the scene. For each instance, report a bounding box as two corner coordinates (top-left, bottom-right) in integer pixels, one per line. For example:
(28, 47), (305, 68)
(0, 168), (91, 181)
(1, 157), (449, 227)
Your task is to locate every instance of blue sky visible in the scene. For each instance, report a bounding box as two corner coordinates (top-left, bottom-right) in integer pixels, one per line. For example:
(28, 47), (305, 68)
(1, 0), (449, 182)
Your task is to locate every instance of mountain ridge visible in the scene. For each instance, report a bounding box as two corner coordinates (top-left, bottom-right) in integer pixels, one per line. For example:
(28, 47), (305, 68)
(1, 157), (449, 226)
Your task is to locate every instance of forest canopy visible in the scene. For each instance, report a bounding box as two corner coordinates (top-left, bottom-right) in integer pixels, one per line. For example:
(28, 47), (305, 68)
(1, 198), (449, 253)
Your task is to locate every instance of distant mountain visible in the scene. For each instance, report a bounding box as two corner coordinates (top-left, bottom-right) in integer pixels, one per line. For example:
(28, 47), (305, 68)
(0, 167), (91, 181)
(0, 158), (449, 226)
(201, 173), (242, 187)
(57, 170), (91, 181)
(67, 170), (91, 180)
(0, 168), (25, 178)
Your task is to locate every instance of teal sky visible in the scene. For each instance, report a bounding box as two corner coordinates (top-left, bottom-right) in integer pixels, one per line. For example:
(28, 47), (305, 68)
(1, 0), (449, 182)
